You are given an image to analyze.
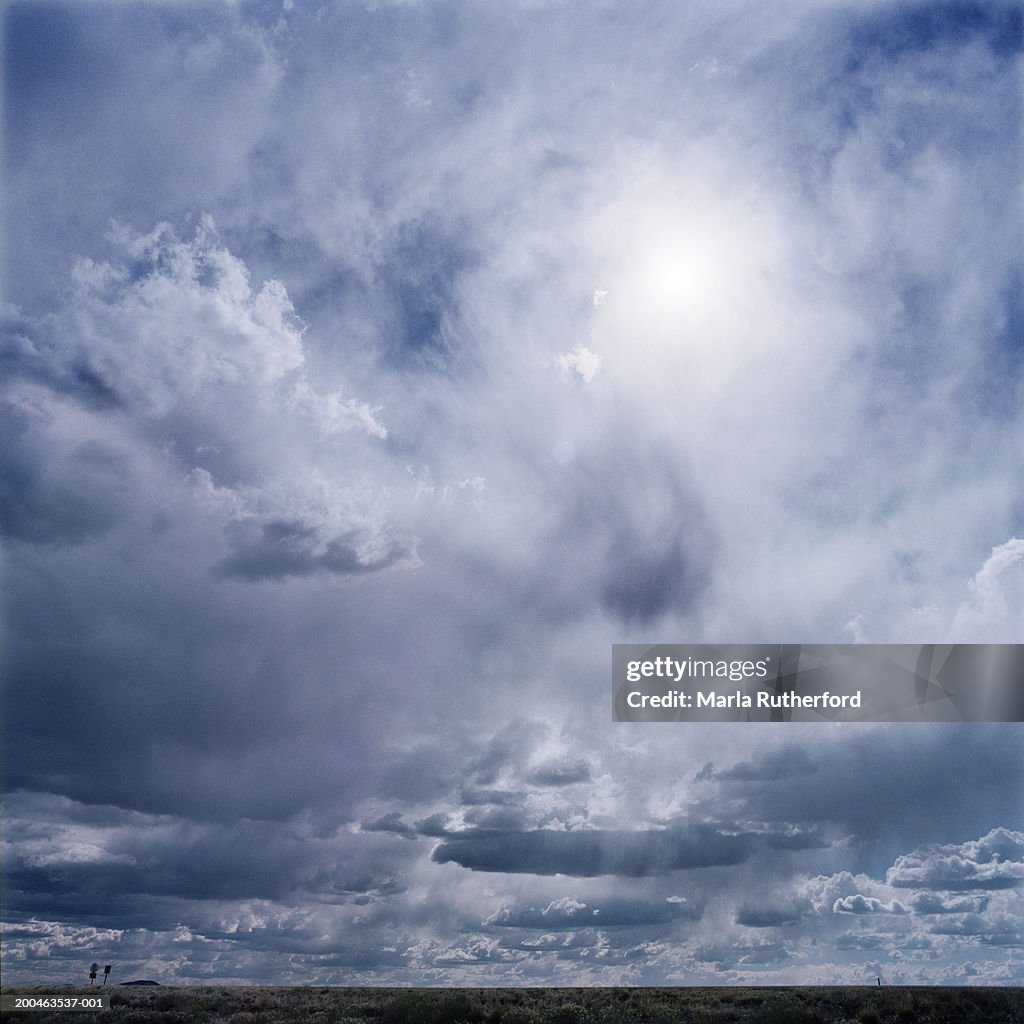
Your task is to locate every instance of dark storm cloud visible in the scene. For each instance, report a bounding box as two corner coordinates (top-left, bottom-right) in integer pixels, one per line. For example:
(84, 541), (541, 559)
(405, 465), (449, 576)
(432, 824), (756, 877)
(524, 758), (592, 787)
(555, 440), (715, 624)
(847, 1), (1022, 61)
(0, 407), (134, 545)
(735, 901), (808, 928)
(459, 787), (524, 807)
(376, 746), (463, 804)
(1, 558), (421, 824)
(1, 311), (122, 410)
(2, 795), (411, 917)
(708, 747), (819, 783)
(464, 806), (530, 831)
(214, 518), (415, 581)
(699, 729), (1024, 860)
(412, 813), (453, 839)
(361, 812), (418, 839)
(465, 721), (541, 787)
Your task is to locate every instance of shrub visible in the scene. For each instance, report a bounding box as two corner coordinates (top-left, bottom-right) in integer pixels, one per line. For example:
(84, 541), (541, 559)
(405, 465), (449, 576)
(545, 1003), (588, 1024)
(379, 991), (478, 1024)
(755, 1003), (825, 1024)
(495, 1009), (543, 1024)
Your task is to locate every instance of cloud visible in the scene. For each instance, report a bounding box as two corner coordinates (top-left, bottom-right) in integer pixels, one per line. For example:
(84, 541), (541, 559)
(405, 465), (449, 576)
(909, 892), (989, 915)
(3, 220), (407, 597)
(556, 345), (602, 384)
(68, 219), (305, 413)
(928, 912), (1024, 946)
(486, 895), (701, 929)
(465, 721), (544, 788)
(694, 940), (792, 970)
(3, 0), (1023, 988)
(886, 829), (1024, 891)
(847, 1), (1022, 60)
(524, 759), (593, 787)
(0, 414), (134, 545)
(432, 824), (756, 877)
(214, 517), (416, 582)
(287, 380), (388, 440)
(708, 748), (819, 783)
(832, 894), (908, 916)
(554, 438), (715, 624)
(189, 468), (418, 585)
(361, 813), (418, 840)
(799, 871), (898, 916)
(696, 730), (1024, 856)
(763, 828), (830, 852)
(734, 902), (808, 928)
(2, 792), (413, 922)
(949, 538), (1024, 641)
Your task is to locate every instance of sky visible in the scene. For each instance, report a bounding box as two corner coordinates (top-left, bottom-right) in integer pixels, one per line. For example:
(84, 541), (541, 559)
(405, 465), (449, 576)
(2, 0), (1023, 987)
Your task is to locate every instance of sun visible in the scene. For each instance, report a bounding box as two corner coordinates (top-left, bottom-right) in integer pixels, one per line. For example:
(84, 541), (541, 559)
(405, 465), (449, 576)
(639, 246), (723, 316)
(583, 167), (786, 393)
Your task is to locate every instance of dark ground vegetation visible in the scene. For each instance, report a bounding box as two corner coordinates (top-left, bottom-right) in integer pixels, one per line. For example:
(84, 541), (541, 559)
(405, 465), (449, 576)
(3, 985), (1022, 1024)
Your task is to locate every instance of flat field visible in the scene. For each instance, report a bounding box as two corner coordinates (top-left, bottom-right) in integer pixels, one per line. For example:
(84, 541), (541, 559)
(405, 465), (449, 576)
(3, 986), (1023, 1024)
